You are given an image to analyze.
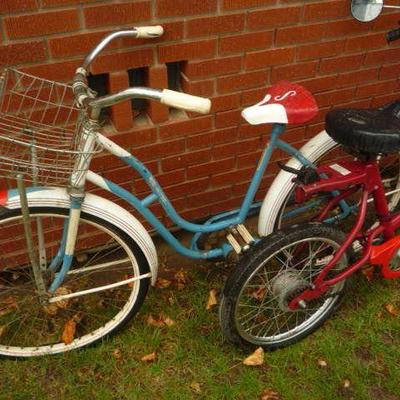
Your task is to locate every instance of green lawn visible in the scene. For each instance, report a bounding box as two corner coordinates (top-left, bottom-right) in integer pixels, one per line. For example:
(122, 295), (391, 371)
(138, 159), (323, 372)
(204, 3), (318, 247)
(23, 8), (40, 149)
(1, 256), (400, 400)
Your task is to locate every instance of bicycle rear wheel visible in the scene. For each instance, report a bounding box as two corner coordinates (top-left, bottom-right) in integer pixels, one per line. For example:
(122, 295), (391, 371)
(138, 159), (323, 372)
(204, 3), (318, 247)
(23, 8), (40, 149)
(0, 207), (150, 358)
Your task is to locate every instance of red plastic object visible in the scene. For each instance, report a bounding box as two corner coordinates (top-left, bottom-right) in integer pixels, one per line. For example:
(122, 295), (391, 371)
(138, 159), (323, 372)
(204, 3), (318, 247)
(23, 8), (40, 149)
(260, 81), (318, 124)
(370, 235), (400, 279)
(0, 190), (7, 206)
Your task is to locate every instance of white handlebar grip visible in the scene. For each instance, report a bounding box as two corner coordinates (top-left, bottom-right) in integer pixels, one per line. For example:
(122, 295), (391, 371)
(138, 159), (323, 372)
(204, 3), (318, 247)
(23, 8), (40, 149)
(161, 89), (211, 114)
(136, 25), (164, 38)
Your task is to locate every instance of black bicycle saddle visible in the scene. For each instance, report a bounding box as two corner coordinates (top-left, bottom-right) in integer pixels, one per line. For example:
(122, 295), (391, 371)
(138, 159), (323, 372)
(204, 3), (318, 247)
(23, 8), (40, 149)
(325, 100), (400, 154)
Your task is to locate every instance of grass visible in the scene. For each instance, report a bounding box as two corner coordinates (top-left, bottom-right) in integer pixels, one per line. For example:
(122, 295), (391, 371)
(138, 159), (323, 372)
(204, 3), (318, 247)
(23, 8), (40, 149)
(1, 252), (400, 400)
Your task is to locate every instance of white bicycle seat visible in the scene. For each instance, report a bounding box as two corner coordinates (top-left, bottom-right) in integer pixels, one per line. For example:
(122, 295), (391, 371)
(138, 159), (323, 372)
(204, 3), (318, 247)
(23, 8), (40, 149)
(242, 81), (318, 125)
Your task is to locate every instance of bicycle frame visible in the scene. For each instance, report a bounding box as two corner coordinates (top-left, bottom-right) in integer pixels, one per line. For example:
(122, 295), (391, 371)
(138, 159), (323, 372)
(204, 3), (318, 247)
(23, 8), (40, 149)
(289, 158), (400, 310)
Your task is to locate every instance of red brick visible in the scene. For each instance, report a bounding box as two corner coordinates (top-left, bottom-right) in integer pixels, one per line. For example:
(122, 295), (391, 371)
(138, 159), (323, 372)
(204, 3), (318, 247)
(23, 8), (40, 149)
(0, 41), (46, 68)
(324, 20), (369, 39)
(320, 54), (363, 74)
(364, 48), (400, 66)
(84, 2), (151, 28)
(187, 187), (233, 208)
(0, 0), (38, 13)
(298, 76), (338, 94)
(42, 0), (99, 6)
(108, 71), (134, 131)
(372, 12), (400, 31)
(215, 109), (241, 128)
(248, 7), (301, 30)
(49, 31), (110, 59)
(336, 68), (380, 88)
(160, 116), (213, 139)
(187, 127), (237, 149)
(187, 14), (245, 37)
(245, 47), (295, 70)
(164, 177), (209, 199)
(187, 158), (236, 180)
(297, 40), (345, 62)
(5, 9), (79, 39)
(147, 66), (169, 124)
(271, 61), (318, 83)
(135, 139), (185, 161)
(355, 80), (399, 99)
(304, 1), (348, 21)
(105, 126), (157, 148)
(158, 40), (217, 63)
(211, 93), (241, 112)
(21, 60), (81, 82)
(314, 88), (356, 108)
(211, 166), (254, 187)
(217, 71), (269, 94)
(181, 74), (215, 97)
(183, 56), (242, 79)
(157, 0), (216, 17)
(276, 24), (325, 46)
(91, 48), (153, 75)
(219, 31), (273, 54)
(371, 93), (399, 108)
(223, 0), (276, 11)
(241, 87), (266, 106)
(345, 33), (386, 53)
(161, 150), (211, 172)
(379, 64), (400, 80)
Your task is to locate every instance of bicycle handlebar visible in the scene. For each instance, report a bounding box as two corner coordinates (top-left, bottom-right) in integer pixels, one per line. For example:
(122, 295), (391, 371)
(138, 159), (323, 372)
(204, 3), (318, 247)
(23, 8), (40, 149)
(73, 25), (211, 115)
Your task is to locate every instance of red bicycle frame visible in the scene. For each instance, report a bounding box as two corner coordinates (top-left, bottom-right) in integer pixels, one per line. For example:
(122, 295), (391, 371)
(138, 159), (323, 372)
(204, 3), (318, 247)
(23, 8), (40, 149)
(289, 158), (400, 310)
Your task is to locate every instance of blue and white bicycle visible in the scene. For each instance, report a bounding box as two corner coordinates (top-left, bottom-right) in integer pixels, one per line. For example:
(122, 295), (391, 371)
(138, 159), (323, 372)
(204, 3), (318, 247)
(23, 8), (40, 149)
(0, 21), (399, 357)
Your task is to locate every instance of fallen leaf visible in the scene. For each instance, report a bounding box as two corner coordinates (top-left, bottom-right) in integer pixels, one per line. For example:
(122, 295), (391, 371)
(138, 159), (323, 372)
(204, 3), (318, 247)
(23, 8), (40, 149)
(190, 381), (201, 393)
(342, 379), (351, 388)
(251, 287), (266, 301)
(206, 289), (218, 310)
(260, 388), (280, 400)
(113, 348), (122, 360)
(43, 303), (58, 316)
(243, 347), (264, 366)
(385, 303), (399, 317)
(0, 325), (6, 337)
(317, 359), (328, 368)
(61, 319), (77, 345)
(361, 266), (375, 282)
(175, 269), (188, 290)
(164, 316), (175, 327)
(61, 313), (83, 345)
(155, 277), (172, 289)
(54, 287), (72, 309)
(123, 274), (135, 288)
(147, 314), (165, 328)
(141, 352), (156, 362)
(0, 296), (17, 317)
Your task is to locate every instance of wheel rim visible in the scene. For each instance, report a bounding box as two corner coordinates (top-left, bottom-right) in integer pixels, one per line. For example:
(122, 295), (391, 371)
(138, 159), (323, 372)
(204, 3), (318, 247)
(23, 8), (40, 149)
(0, 210), (145, 357)
(234, 237), (346, 345)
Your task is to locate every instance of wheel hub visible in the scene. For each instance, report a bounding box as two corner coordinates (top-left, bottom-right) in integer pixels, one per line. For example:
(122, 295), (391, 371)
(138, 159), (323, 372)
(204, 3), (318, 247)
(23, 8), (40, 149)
(271, 268), (310, 311)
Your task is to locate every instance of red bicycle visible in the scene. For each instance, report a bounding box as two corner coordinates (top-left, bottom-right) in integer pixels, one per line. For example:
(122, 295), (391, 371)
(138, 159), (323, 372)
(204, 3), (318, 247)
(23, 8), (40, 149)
(219, 0), (400, 350)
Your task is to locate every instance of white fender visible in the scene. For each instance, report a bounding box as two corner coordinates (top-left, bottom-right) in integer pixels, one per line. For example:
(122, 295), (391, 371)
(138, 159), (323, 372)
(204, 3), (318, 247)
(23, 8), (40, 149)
(6, 187), (159, 285)
(258, 130), (337, 236)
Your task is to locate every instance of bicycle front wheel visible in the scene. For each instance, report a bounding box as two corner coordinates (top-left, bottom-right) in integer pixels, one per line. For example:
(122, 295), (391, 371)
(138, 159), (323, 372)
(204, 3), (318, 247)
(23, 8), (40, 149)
(0, 207), (150, 358)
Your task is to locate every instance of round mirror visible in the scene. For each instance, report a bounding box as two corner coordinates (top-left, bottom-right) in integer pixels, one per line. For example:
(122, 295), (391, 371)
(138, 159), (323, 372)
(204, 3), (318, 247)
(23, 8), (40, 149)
(351, 0), (384, 22)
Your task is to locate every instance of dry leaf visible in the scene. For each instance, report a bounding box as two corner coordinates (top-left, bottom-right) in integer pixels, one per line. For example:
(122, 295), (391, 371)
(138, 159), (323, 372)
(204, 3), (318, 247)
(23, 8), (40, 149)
(385, 303), (399, 317)
(43, 303), (58, 316)
(61, 313), (82, 345)
(155, 277), (172, 289)
(123, 274), (135, 288)
(54, 287), (72, 309)
(0, 296), (17, 317)
(175, 269), (188, 290)
(147, 314), (165, 328)
(317, 359), (328, 368)
(141, 352), (156, 362)
(206, 289), (218, 310)
(164, 316), (175, 327)
(260, 388), (280, 400)
(113, 348), (122, 360)
(190, 382), (201, 393)
(361, 266), (375, 282)
(342, 379), (351, 388)
(251, 287), (266, 301)
(0, 325), (6, 337)
(243, 347), (264, 366)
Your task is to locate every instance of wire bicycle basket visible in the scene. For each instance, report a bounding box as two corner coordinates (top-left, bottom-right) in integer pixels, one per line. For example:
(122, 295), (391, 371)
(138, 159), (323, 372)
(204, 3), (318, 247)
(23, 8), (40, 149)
(0, 68), (101, 187)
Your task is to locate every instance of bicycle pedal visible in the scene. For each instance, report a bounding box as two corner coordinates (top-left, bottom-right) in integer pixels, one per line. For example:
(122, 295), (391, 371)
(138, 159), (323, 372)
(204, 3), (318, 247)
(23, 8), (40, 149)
(226, 225), (255, 254)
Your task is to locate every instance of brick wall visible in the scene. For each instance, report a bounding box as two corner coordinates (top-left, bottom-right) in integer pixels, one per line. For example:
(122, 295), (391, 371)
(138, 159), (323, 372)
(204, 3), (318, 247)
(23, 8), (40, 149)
(1, 0), (399, 230)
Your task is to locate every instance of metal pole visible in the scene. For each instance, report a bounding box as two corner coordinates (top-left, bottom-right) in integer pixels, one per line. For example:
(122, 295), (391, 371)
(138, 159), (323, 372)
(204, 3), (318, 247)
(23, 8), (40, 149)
(16, 174), (47, 298)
